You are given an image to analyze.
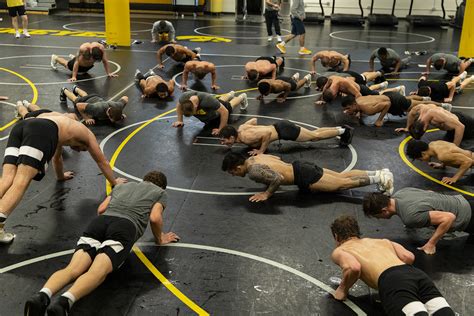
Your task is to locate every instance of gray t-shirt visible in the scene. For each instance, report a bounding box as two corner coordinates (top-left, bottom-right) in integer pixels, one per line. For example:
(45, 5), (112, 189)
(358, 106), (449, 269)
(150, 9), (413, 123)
(179, 91), (222, 123)
(393, 187), (472, 231)
(106, 181), (168, 241)
(371, 48), (400, 67)
(265, 0), (280, 11)
(151, 20), (176, 41)
(430, 53), (461, 73)
(290, 0), (305, 20)
(85, 99), (126, 121)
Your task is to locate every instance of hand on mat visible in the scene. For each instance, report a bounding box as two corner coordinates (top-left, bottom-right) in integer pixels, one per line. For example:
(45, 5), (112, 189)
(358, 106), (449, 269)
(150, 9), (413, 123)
(248, 149), (263, 156)
(256, 95), (264, 101)
(395, 127), (408, 133)
(211, 84), (220, 90)
(85, 118), (96, 126)
(276, 97), (286, 103)
(68, 77), (77, 82)
(0, 96), (8, 101)
(180, 85), (188, 91)
(374, 120), (383, 127)
(158, 64), (165, 69)
(332, 288), (346, 301)
(159, 232), (180, 245)
(315, 100), (325, 105)
(418, 243), (436, 255)
(172, 121), (184, 128)
(428, 162), (445, 169)
(115, 178), (128, 185)
(59, 171), (75, 181)
(108, 73), (118, 78)
(211, 128), (220, 136)
(249, 192), (270, 202)
(441, 176), (457, 184)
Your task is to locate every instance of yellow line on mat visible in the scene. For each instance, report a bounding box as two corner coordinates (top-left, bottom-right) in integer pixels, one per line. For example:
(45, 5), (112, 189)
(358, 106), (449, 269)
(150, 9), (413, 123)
(398, 131), (474, 196)
(132, 246), (210, 316)
(0, 67), (38, 131)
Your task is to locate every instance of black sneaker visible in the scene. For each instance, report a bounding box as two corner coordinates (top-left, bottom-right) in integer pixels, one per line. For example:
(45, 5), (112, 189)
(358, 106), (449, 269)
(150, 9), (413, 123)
(46, 296), (69, 316)
(71, 85), (79, 96)
(339, 125), (354, 147)
(59, 88), (67, 103)
(24, 292), (50, 316)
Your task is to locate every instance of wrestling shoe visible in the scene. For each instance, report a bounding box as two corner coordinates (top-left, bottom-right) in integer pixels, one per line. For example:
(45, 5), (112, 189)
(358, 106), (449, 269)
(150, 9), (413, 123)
(339, 125), (354, 147)
(46, 296), (70, 316)
(14, 101), (22, 119)
(298, 47), (312, 55)
(291, 72), (300, 81)
(277, 35), (282, 42)
(146, 69), (156, 76)
(304, 74), (312, 88)
(24, 292), (50, 316)
(398, 85), (406, 96)
(276, 42), (286, 54)
(59, 87), (67, 103)
(379, 81), (389, 90)
(239, 93), (248, 111)
(68, 54), (75, 59)
(267, 36), (273, 42)
(15, 31), (20, 39)
(51, 54), (58, 70)
(134, 69), (142, 82)
(441, 103), (452, 112)
(459, 71), (467, 81)
(227, 90), (235, 100)
(22, 100), (30, 109)
(0, 226), (15, 244)
(23, 30), (31, 38)
(194, 47), (201, 54)
(71, 85), (80, 96)
(421, 96), (431, 101)
(379, 169), (394, 195)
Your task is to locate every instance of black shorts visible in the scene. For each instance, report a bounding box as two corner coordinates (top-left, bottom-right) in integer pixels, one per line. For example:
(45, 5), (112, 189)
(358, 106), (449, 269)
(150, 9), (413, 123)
(277, 76), (297, 91)
(341, 70), (366, 85)
(444, 112), (474, 142)
(256, 56), (278, 65)
(273, 120), (301, 140)
(67, 57), (95, 74)
(383, 92), (411, 116)
(8, 5), (26, 17)
(24, 109), (53, 119)
(74, 94), (104, 105)
(292, 160), (324, 193)
(359, 84), (380, 96)
(418, 79), (449, 102)
(76, 215), (137, 270)
(378, 265), (449, 316)
(3, 119), (58, 181)
(206, 100), (233, 128)
(290, 16), (305, 35)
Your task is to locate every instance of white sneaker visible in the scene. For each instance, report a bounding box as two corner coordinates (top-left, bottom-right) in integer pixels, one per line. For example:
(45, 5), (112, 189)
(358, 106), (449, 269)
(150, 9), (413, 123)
(194, 47), (201, 53)
(459, 71), (467, 81)
(304, 74), (312, 88)
(291, 72), (300, 81)
(0, 227), (15, 244)
(422, 96), (431, 101)
(134, 69), (141, 81)
(23, 30), (30, 38)
(398, 85), (406, 96)
(469, 58), (474, 63)
(239, 93), (248, 111)
(441, 103), (452, 112)
(51, 54), (58, 70)
(379, 169), (394, 195)
(68, 54), (75, 59)
(267, 36), (273, 42)
(227, 90), (235, 99)
(15, 101), (22, 119)
(15, 31), (20, 39)
(277, 35), (282, 42)
(375, 71), (382, 77)
(379, 81), (389, 90)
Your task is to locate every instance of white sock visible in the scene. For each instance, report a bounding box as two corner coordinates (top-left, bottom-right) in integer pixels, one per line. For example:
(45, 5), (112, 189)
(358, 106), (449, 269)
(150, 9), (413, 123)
(62, 291), (76, 308)
(366, 171), (376, 176)
(336, 127), (345, 135)
(368, 175), (380, 184)
(40, 288), (52, 299)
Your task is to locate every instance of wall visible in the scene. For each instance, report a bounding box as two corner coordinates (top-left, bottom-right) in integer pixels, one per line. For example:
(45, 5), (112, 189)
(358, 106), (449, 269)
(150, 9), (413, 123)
(224, 0), (459, 17)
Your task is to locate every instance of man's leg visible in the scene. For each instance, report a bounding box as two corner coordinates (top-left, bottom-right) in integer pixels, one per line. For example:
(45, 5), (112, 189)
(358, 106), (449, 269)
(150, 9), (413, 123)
(11, 15), (20, 37)
(0, 164), (37, 217)
(55, 57), (69, 69)
(381, 85), (406, 96)
(63, 88), (78, 103)
(0, 164), (17, 198)
(218, 91), (235, 103)
(16, 101), (29, 119)
(20, 14), (29, 36)
(296, 126), (342, 142)
(299, 33), (305, 48)
(310, 168), (391, 192)
(295, 75), (312, 90)
(264, 12), (273, 37)
(74, 86), (88, 97)
(228, 93), (248, 111)
(459, 75), (474, 90)
(369, 81), (389, 91)
(459, 59), (472, 74)
(361, 71), (382, 82)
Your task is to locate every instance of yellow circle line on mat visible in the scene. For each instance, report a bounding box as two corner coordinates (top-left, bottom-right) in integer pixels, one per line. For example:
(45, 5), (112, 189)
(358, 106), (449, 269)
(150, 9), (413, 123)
(0, 67), (38, 131)
(398, 130), (474, 196)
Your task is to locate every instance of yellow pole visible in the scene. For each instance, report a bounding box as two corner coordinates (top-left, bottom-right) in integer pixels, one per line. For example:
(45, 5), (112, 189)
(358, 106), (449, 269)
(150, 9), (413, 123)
(104, 0), (131, 47)
(459, 0), (473, 57)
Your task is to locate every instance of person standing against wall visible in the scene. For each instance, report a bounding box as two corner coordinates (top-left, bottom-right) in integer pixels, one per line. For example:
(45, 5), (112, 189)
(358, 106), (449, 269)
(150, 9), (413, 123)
(265, 0), (282, 43)
(276, 0), (311, 55)
(7, 0), (30, 38)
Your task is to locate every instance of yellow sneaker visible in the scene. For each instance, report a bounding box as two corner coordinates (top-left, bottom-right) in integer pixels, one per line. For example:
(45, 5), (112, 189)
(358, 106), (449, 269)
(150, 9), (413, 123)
(276, 42), (286, 54)
(298, 48), (312, 55)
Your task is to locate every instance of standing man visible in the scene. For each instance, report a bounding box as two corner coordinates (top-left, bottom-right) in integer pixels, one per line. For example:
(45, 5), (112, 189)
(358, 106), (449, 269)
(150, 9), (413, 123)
(7, 0), (30, 38)
(24, 171), (179, 315)
(363, 188), (474, 254)
(369, 47), (409, 74)
(330, 215), (455, 315)
(151, 20), (176, 43)
(264, 0), (282, 43)
(276, 0), (311, 55)
(0, 115), (127, 243)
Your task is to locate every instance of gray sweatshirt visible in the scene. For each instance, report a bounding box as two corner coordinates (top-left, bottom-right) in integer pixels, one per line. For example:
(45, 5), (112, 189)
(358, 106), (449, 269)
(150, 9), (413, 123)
(290, 0), (305, 20)
(151, 20), (176, 41)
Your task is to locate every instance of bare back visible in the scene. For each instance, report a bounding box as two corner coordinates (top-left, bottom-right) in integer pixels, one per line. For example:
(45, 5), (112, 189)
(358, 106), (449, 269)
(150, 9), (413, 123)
(238, 124), (279, 147)
(248, 154), (294, 184)
(246, 60), (275, 77)
(337, 238), (406, 288)
(420, 107), (460, 131)
(143, 75), (173, 96)
(187, 61), (214, 74)
(329, 76), (360, 96)
(356, 95), (390, 115)
(259, 79), (290, 94)
(38, 116), (93, 147)
(431, 140), (474, 168)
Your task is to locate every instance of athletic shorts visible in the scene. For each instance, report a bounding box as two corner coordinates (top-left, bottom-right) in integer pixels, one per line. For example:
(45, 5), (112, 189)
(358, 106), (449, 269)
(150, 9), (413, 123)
(24, 109), (53, 119)
(341, 70), (366, 85)
(67, 57), (94, 73)
(444, 112), (474, 142)
(3, 119), (58, 181)
(273, 120), (300, 141)
(378, 265), (450, 316)
(8, 5), (26, 17)
(292, 160), (323, 193)
(76, 215), (137, 270)
(383, 92), (411, 116)
(74, 94), (104, 105)
(359, 84), (380, 96)
(418, 79), (449, 102)
(277, 76), (297, 91)
(290, 16), (305, 35)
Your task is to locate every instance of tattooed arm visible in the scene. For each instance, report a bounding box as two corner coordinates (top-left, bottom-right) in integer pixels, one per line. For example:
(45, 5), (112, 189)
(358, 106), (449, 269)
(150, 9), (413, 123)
(247, 164), (283, 202)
